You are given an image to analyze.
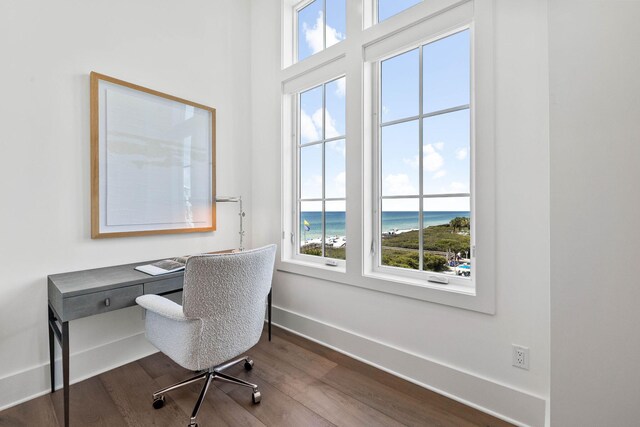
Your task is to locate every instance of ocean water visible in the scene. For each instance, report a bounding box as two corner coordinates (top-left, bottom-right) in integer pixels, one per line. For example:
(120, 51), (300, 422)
(300, 211), (470, 240)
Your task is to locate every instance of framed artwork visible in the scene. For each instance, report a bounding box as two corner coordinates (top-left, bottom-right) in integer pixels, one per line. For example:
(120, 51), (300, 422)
(90, 72), (216, 238)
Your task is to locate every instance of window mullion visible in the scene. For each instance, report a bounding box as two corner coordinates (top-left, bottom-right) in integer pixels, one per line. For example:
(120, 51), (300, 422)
(321, 82), (327, 258)
(418, 45), (424, 271)
(295, 94), (302, 253)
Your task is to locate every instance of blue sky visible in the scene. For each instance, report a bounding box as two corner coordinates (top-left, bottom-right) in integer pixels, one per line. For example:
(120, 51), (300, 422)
(298, 1), (470, 213)
(297, 0), (424, 61)
(378, 0), (423, 22)
(298, 0), (346, 61)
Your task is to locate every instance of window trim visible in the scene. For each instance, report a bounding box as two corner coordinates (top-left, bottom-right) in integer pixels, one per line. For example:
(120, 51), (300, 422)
(280, 0), (496, 314)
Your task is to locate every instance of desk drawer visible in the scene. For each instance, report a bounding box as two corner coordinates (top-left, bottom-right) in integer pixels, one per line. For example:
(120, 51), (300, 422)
(63, 285), (143, 321)
(144, 276), (183, 295)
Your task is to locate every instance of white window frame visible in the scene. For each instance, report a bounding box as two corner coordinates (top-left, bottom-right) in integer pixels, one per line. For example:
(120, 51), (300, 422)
(280, 0), (496, 314)
(293, 75), (347, 266)
(370, 26), (474, 290)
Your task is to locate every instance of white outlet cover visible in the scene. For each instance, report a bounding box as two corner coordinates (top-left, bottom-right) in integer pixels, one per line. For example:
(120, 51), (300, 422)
(512, 345), (530, 370)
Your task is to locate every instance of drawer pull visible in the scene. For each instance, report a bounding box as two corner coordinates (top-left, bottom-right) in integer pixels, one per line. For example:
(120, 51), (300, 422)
(105, 298), (110, 307)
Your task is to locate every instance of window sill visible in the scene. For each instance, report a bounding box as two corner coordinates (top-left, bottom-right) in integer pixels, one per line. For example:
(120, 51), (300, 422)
(364, 269), (475, 296)
(276, 257), (494, 314)
(278, 258), (347, 275)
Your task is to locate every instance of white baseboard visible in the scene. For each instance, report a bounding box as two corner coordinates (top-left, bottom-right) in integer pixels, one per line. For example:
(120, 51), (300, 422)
(272, 305), (546, 427)
(0, 332), (157, 412)
(1, 309), (547, 426)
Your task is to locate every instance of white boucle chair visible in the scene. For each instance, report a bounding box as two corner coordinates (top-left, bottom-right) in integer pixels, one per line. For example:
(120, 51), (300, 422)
(135, 244), (276, 427)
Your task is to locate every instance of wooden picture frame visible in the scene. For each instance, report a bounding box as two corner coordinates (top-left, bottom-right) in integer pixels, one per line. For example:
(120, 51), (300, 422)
(90, 72), (216, 238)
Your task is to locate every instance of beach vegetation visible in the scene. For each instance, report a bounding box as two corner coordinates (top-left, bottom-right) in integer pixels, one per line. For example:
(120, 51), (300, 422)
(300, 244), (346, 260)
(383, 224), (470, 253)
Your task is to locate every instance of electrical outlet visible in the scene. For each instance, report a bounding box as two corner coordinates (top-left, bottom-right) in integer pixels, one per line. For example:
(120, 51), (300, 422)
(512, 345), (529, 370)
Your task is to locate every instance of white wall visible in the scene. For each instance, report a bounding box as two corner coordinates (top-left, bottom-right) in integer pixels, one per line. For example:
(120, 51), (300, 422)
(549, 2), (640, 426)
(251, 1), (550, 425)
(0, 0), (252, 409)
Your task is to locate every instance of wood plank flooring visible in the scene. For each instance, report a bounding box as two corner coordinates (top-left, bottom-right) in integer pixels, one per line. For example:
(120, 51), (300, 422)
(0, 327), (513, 426)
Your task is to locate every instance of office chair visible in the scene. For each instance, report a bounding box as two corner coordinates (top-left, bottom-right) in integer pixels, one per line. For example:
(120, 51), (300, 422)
(135, 244), (277, 427)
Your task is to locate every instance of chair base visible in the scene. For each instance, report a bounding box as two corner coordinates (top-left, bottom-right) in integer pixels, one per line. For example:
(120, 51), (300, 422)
(151, 355), (260, 427)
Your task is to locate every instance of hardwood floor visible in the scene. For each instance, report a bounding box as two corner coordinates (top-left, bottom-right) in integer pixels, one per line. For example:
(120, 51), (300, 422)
(0, 327), (513, 426)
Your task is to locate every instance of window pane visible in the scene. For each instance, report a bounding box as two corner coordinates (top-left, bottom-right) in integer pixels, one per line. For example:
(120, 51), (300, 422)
(300, 144), (323, 199)
(325, 200), (346, 259)
(325, 139), (345, 198)
(298, 0), (324, 62)
(381, 48), (419, 123)
(422, 196), (470, 275)
(423, 30), (470, 113)
(325, 77), (346, 138)
(378, 0), (422, 22)
(326, 0), (346, 48)
(381, 198), (420, 270)
(300, 201), (323, 257)
(422, 109), (470, 195)
(381, 120), (419, 197)
(300, 85), (323, 144)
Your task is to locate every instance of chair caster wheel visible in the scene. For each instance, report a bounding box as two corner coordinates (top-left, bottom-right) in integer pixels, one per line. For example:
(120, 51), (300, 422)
(244, 359), (254, 371)
(252, 391), (261, 404)
(152, 395), (165, 409)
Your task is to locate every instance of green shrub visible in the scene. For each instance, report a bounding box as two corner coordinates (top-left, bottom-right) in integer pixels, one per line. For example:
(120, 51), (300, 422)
(423, 253), (448, 271)
(383, 224), (470, 254)
(300, 244), (346, 260)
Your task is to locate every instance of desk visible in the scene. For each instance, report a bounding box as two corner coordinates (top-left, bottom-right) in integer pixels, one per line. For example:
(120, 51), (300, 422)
(47, 257), (272, 427)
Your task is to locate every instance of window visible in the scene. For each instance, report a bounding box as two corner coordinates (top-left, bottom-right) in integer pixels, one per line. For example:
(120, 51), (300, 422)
(297, 77), (347, 260)
(282, 0), (495, 313)
(377, 29), (472, 279)
(296, 0), (346, 62)
(378, 0), (423, 22)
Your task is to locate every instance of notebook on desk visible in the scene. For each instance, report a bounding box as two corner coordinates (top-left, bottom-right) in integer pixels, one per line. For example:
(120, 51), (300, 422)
(135, 256), (189, 276)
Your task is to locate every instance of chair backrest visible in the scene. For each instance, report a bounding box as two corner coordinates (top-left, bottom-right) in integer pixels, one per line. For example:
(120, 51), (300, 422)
(181, 244), (276, 368)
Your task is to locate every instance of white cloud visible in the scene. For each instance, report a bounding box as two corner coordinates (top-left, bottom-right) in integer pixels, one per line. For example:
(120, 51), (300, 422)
(433, 170), (446, 179)
(403, 156), (419, 169)
(303, 14), (324, 54)
(326, 20), (345, 48)
(403, 143), (445, 176)
(382, 173), (417, 196)
(325, 109), (340, 138)
(312, 108), (323, 132)
(455, 147), (468, 160)
(302, 174), (323, 198)
(300, 110), (320, 142)
(303, 12), (344, 55)
(332, 172), (346, 197)
(423, 143), (444, 172)
(335, 78), (346, 98)
(448, 181), (468, 193)
(327, 139), (345, 157)
(301, 108), (344, 142)
(324, 171), (346, 198)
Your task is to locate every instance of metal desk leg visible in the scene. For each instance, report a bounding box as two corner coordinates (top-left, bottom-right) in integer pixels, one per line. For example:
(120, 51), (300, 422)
(48, 306), (55, 393)
(48, 305), (69, 427)
(268, 288), (272, 341)
(62, 321), (69, 427)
